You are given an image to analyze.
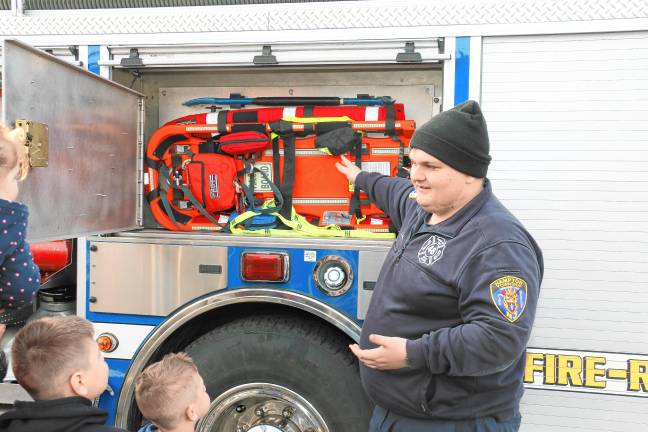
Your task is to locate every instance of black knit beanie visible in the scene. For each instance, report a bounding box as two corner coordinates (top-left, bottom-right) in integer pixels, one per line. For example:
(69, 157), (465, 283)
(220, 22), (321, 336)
(410, 100), (491, 177)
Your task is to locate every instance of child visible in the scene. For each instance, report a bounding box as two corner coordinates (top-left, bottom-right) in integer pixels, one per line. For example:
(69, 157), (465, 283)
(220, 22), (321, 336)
(0, 125), (40, 327)
(0, 315), (127, 432)
(0, 125), (41, 382)
(135, 352), (211, 432)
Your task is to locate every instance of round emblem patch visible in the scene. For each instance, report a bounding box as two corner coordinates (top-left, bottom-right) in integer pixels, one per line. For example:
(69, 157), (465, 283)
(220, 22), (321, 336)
(490, 275), (528, 323)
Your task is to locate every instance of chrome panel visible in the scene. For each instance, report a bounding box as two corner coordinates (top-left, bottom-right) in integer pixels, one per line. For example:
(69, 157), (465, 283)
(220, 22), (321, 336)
(357, 250), (389, 320)
(89, 241), (227, 316)
(1, 40), (143, 241)
(114, 288), (361, 428)
(106, 230), (394, 252)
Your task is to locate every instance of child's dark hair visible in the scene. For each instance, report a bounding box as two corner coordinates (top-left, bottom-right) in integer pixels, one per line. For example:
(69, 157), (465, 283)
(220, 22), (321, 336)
(0, 125), (29, 181)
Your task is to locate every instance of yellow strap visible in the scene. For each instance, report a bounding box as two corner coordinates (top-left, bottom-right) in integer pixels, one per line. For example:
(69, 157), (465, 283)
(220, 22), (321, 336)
(229, 200), (395, 239)
(283, 116), (352, 123)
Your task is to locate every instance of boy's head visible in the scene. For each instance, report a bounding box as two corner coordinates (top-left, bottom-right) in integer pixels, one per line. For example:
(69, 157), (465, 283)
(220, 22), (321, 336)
(135, 352), (210, 430)
(0, 125), (29, 201)
(12, 316), (108, 401)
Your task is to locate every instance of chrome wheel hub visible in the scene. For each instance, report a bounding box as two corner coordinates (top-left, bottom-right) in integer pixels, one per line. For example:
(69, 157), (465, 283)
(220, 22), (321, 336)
(197, 383), (329, 432)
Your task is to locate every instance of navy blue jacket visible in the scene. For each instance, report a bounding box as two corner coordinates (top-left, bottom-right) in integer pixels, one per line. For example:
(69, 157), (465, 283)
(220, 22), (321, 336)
(0, 199), (40, 317)
(356, 172), (543, 421)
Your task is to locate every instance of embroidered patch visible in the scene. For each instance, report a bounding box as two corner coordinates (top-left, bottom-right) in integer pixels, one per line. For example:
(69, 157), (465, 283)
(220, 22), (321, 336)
(490, 276), (528, 323)
(417, 235), (446, 266)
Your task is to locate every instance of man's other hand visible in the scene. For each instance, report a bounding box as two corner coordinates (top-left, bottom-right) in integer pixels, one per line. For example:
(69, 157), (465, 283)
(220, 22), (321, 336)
(349, 334), (408, 370)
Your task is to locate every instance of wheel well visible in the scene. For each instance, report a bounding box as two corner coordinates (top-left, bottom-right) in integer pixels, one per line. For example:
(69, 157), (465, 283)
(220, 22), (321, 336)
(123, 302), (358, 429)
(148, 302), (357, 364)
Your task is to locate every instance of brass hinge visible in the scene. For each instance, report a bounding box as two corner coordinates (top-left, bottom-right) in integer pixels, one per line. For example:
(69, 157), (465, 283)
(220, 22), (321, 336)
(15, 120), (49, 167)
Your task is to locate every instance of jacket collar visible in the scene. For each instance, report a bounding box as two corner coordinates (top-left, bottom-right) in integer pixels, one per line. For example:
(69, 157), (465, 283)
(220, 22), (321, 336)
(417, 179), (492, 238)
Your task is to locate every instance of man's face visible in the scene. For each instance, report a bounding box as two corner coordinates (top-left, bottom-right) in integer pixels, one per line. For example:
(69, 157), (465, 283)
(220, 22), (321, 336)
(81, 337), (110, 400)
(408, 148), (475, 217)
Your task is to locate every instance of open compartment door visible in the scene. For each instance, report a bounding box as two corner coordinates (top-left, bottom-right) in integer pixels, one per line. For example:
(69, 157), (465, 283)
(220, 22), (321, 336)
(2, 40), (143, 241)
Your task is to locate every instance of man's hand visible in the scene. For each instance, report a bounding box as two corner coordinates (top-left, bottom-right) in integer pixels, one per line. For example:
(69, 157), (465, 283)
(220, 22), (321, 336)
(335, 155), (362, 185)
(0, 324), (5, 341)
(349, 334), (408, 370)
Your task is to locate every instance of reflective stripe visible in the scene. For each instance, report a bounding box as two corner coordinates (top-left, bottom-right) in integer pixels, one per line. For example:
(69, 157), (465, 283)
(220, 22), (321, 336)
(206, 112), (220, 124)
(282, 107), (297, 118)
(365, 106), (380, 121)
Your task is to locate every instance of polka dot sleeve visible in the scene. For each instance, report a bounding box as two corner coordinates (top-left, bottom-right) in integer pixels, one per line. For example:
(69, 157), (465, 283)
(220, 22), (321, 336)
(0, 199), (40, 310)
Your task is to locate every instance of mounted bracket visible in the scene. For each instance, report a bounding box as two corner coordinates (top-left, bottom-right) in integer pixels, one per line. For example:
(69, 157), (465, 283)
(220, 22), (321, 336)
(253, 45), (278, 65)
(120, 48), (144, 68)
(396, 41), (422, 63)
(15, 119), (49, 168)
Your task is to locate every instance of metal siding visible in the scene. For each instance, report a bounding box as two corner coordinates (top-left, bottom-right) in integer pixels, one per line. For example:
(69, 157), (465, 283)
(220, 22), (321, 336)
(481, 31), (648, 431)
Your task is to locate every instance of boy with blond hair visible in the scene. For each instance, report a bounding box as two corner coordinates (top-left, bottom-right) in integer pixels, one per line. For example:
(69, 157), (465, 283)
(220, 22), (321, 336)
(135, 352), (210, 432)
(0, 316), (126, 432)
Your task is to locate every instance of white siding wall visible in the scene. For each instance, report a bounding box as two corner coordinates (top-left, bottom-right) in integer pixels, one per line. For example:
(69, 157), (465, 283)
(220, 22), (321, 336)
(481, 31), (648, 431)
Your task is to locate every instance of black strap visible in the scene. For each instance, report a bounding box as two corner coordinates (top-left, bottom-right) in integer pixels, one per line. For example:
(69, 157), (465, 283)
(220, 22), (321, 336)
(171, 154), (183, 169)
(348, 133), (364, 220)
(146, 188), (160, 202)
(152, 134), (187, 160)
(278, 133), (296, 219)
(230, 123), (267, 134)
(180, 184), (226, 227)
(384, 102), (408, 178)
(394, 135), (409, 178)
(145, 156), (160, 169)
(385, 102), (396, 137)
(303, 105), (314, 117)
(232, 111), (257, 123)
(217, 110), (228, 134)
(272, 136), (281, 189)
(240, 158), (284, 215)
(157, 164), (193, 226)
(199, 137), (219, 153)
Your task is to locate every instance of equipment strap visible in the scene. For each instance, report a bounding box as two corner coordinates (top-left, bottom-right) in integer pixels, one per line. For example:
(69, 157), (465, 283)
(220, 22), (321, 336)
(179, 183), (225, 227)
(217, 110), (228, 134)
(228, 200), (395, 239)
(278, 133), (296, 219)
(348, 132), (364, 221)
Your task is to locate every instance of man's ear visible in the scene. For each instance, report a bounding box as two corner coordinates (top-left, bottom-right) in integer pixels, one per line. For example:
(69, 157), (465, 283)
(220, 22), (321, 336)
(69, 370), (88, 397)
(186, 403), (199, 422)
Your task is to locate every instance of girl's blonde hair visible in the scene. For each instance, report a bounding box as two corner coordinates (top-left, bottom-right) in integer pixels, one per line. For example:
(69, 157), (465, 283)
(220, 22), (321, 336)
(0, 124), (29, 181)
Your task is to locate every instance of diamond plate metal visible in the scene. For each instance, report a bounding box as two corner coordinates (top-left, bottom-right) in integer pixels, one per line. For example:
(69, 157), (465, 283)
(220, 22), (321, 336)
(0, 0), (646, 36)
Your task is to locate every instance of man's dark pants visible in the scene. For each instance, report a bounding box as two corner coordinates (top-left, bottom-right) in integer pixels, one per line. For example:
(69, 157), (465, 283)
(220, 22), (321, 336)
(369, 406), (521, 432)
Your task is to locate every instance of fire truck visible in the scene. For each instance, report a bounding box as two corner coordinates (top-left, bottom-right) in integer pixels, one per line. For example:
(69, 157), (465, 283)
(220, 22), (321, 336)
(1, 1), (647, 431)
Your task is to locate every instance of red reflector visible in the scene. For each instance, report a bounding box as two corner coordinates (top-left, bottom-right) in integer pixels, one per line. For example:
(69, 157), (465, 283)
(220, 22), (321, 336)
(241, 252), (287, 282)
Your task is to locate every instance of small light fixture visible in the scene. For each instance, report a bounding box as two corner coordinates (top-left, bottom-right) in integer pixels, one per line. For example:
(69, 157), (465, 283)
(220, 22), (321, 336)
(396, 41), (422, 63)
(253, 45), (278, 65)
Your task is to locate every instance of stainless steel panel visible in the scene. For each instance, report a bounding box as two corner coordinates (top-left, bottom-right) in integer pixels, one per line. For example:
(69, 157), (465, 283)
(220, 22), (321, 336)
(2, 40), (143, 241)
(89, 241), (228, 316)
(357, 250), (388, 320)
(108, 229), (394, 252)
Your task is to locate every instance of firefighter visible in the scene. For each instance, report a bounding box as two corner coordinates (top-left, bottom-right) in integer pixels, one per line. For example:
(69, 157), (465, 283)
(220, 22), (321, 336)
(336, 100), (543, 432)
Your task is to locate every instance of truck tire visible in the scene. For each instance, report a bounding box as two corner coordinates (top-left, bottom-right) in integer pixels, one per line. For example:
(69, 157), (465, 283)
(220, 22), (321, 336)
(184, 313), (372, 432)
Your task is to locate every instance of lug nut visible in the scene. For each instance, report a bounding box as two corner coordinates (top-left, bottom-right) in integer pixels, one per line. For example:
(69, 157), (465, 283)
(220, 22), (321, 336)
(255, 407), (266, 417)
(282, 406), (294, 419)
(235, 405), (246, 413)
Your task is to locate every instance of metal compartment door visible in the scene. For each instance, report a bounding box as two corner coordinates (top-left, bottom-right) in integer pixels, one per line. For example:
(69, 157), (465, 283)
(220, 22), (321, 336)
(1, 40), (143, 241)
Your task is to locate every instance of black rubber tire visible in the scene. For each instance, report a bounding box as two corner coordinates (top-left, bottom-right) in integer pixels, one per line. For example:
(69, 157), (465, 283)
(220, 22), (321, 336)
(185, 313), (372, 432)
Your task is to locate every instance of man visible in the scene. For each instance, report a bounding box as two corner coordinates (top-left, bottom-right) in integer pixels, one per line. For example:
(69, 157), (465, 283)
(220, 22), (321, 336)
(336, 100), (543, 432)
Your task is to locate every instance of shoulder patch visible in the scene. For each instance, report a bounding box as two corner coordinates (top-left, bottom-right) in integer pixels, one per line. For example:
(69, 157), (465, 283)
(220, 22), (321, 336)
(490, 275), (528, 323)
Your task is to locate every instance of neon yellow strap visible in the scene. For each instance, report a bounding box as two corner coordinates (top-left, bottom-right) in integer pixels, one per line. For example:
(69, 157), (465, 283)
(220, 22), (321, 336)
(229, 200), (395, 239)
